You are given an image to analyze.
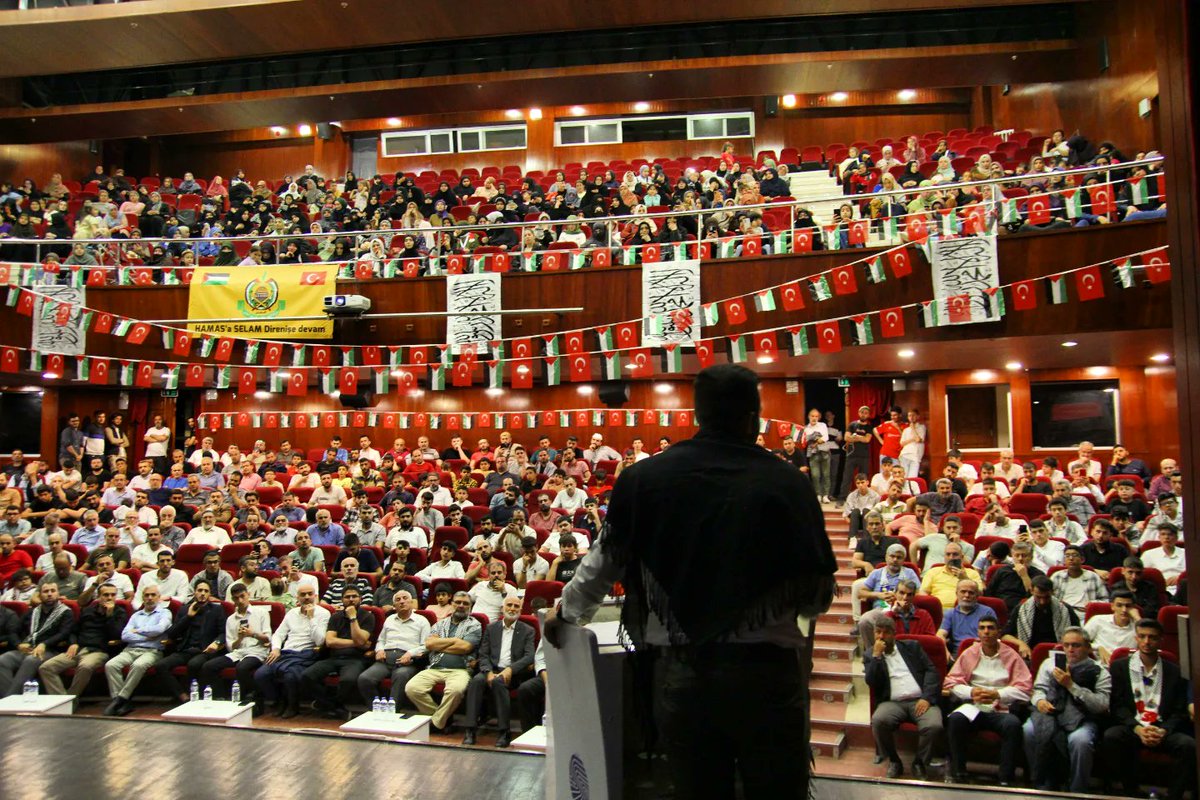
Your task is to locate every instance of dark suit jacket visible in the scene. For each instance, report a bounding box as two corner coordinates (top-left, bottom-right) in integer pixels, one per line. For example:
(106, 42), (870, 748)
(1109, 654), (1191, 735)
(477, 619), (535, 676)
(864, 638), (941, 705)
(167, 601), (226, 653)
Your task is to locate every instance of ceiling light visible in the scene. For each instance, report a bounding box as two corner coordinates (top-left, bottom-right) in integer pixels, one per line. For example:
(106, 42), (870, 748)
(898, 349), (915, 359)
(1005, 361), (1023, 371)
(254, 390), (270, 399)
(1061, 341), (1078, 348)
(781, 94), (797, 108)
(634, 101), (650, 112)
(41, 372), (59, 380)
(898, 89), (917, 101)
(1086, 366), (1110, 377)
(1150, 353), (1171, 363)
(528, 108), (543, 120)
(830, 92), (848, 102)
(756, 355), (774, 364)
(577, 385), (594, 396)
(504, 109), (522, 119)
(386, 117), (402, 127)
(971, 369), (996, 381)
(298, 124), (313, 136)
(569, 106), (586, 116)
(485, 388), (504, 397)
(270, 126), (287, 136)
(653, 383), (673, 395)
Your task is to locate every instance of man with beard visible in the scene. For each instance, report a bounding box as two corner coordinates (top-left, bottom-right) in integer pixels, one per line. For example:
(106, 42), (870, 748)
(255, 585), (331, 718)
(302, 585), (375, 719)
(462, 596), (536, 747)
(406, 591), (482, 733)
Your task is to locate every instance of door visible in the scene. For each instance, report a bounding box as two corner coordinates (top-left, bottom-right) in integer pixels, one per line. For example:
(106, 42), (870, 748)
(352, 136), (379, 180)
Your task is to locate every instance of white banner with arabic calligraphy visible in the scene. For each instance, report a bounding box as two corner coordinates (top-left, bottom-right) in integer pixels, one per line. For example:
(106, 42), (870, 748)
(930, 236), (1002, 325)
(446, 272), (501, 354)
(33, 285), (88, 356)
(641, 259), (701, 346)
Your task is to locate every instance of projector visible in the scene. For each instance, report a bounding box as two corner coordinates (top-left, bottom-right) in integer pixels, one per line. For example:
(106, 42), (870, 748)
(323, 294), (372, 317)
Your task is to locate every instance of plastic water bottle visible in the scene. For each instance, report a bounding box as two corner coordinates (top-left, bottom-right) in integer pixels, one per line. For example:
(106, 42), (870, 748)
(230, 681), (241, 704)
(373, 696), (382, 713)
(386, 697), (396, 714)
(23, 679), (38, 696)
(203, 685), (213, 702)
(189, 680), (200, 702)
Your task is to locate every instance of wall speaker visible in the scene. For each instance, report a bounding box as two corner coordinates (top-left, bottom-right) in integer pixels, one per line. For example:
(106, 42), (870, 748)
(764, 96), (779, 117)
(339, 388), (376, 408)
(598, 381), (630, 408)
(316, 122), (334, 141)
(88, 140), (100, 154)
(1099, 37), (1110, 73)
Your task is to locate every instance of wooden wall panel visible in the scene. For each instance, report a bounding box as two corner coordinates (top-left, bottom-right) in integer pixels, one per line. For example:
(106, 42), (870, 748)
(154, 135), (350, 185)
(0, 141), (97, 187)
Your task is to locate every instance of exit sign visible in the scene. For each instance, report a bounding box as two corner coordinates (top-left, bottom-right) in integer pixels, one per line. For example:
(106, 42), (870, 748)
(161, 389), (179, 398)
(837, 378), (850, 388)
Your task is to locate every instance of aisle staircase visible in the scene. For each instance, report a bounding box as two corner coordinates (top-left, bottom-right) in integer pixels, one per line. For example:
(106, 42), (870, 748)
(787, 170), (846, 227)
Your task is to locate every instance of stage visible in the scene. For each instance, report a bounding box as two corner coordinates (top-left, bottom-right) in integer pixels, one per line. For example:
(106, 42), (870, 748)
(0, 716), (1112, 800)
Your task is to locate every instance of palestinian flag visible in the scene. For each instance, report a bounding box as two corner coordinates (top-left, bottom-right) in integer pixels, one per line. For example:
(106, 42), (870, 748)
(773, 230), (791, 255)
(487, 360), (503, 389)
(701, 303), (719, 326)
(429, 365), (446, 391)
(671, 243), (689, 262)
(544, 357), (562, 386)
(1128, 176), (1150, 205)
(112, 318), (133, 337)
(920, 301), (944, 328)
(851, 315), (874, 346)
(595, 326), (616, 350)
(658, 411), (672, 427)
(215, 366), (232, 389)
(202, 273), (230, 285)
(662, 344), (683, 373)
(1000, 199), (1021, 225)
(866, 257), (887, 284)
(244, 342), (260, 364)
(162, 367), (180, 390)
(809, 276), (832, 302)
(985, 287), (1006, 318)
(75, 356), (90, 381)
(319, 369), (337, 395)
(753, 289), (776, 312)
(1062, 189), (1085, 219)
(267, 371), (286, 393)
(198, 336), (216, 357)
(787, 326), (810, 356)
(1111, 258), (1136, 288)
(719, 238), (738, 259)
(570, 252), (587, 270)
(119, 361), (135, 386)
(292, 346), (308, 367)
(621, 246), (638, 266)
(542, 334), (560, 357)
(602, 351), (621, 380)
(373, 368), (389, 394)
(1048, 275), (1070, 304)
(342, 347), (358, 367)
(727, 335), (748, 363)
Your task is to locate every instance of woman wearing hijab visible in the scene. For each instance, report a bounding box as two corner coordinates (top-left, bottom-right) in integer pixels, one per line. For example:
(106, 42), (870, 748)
(758, 168), (790, 198)
(42, 211), (73, 259)
(206, 176), (229, 200)
(898, 160), (924, 188)
(531, 213), (555, 249)
(557, 216), (588, 247)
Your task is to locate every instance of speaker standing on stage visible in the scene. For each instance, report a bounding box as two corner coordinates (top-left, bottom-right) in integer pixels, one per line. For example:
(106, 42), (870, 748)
(544, 364), (837, 798)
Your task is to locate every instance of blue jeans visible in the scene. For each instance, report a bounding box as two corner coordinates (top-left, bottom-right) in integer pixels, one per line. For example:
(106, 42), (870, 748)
(807, 451), (830, 497)
(1023, 716), (1096, 791)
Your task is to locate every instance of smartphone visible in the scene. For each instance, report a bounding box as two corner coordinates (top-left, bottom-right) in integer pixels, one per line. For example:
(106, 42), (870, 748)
(1053, 651), (1067, 671)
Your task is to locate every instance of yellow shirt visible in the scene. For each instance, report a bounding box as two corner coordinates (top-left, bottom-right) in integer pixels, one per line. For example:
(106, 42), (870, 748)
(920, 565), (982, 608)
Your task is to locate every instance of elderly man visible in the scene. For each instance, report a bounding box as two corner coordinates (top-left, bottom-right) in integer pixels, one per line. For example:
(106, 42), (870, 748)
(1002, 575), (1079, 659)
(915, 478), (966, 524)
(182, 510), (232, 548)
(462, 596), (536, 747)
(322, 556), (373, 605)
(865, 616), (944, 779)
(855, 543), (920, 651)
(69, 510), (107, 551)
(920, 541), (982, 609)
(302, 584), (375, 719)
(86, 526), (132, 571)
(79, 553), (135, 602)
(406, 591), (483, 733)
(104, 585), (172, 716)
(467, 561), (519, 623)
(37, 552), (86, 601)
(255, 584), (331, 718)
(1022, 626), (1110, 791)
(306, 508), (345, 547)
(943, 617), (1033, 785)
(357, 589), (430, 710)
(0, 582), (74, 695)
(985, 539), (1044, 611)
(38, 582), (127, 695)
(938, 578), (997, 658)
(1102, 619), (1196, 800)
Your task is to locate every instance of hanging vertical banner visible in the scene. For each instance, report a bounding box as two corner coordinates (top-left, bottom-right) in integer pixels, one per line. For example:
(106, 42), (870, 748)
(928, 235), (1002, 325)
(187, 264), (334, 339)
(445, 272), (502, 355)
(33, 286), (88, 356)
(641, 259), (701, 346)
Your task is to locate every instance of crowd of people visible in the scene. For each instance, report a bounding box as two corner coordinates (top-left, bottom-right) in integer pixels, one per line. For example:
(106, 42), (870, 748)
(0, 128), (1165, 276)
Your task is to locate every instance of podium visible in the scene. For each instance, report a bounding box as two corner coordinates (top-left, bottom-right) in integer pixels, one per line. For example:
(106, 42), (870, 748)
(542, 620), (628, 800)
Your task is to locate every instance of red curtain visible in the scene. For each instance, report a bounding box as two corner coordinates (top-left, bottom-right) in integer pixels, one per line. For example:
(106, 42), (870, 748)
(847, 379), (894, 468)
(127, 392), (150, 464)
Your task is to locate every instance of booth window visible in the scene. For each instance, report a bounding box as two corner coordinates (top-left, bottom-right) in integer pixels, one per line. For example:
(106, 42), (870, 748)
(1030, 380), (1119, 448)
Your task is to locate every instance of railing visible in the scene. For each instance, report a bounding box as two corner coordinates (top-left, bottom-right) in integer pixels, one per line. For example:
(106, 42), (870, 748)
(0, 157), (1166, 285)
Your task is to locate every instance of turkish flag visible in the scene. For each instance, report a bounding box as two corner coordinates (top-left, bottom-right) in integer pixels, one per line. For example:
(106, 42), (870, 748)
(776, 420), (792, 438)
(452, 361), (473, 387)
(382, 413), (398, 428)
(695, 339), (716, 368)
(793, 229), (813, 253)
(564, 331), (585, 354)
(614, 322), (640, 348)
(754, 332), (778, 357)
(511, 338), (534, 360)
(492, 252), (511, 272)
(1143, 250), (1171, 284)
(946, 295), (974, 324)
(395, 370), (418, 390)
(568, 354), (590, 382)
(295, 414), (310, 429)
(402, 259), (420, 278)
(477, 412), (493, 429)
(725, 298), (748, 325)
(208, 415), (222, 431)
(641, 410), (656, 424)
(1089, 184), (1116, 216)
(780, 280), (806, 311)
(740, 235), (762, 258)
(574, 411), (589, 427)
(238, 368), (257, 395)
(963, 205), (988, 235)
(512, 360), (534, 389)
(642, 243), (662, 262)
(14, 290), (34, 316)
(134, 361), (155, 388)
(131, 268), (154, 286)
(54, 303), (72, 327)
(44, 354), (64, 378)
(414, 413), (428, 428)
(510, 413), (525, 430)
(1011, 279), (1038, 311)
(888, 248), (912, 278)
(300, 271), (327, 286)
(1075, 265), (1105, 301)
(87, 268), (107, 287)
(352, 411), (367, 428)
(905, 215), (929, 243)
(126, 322), (152, 345)
(459, 344), (479, 366)
(339, 368), (358, 395)
(446, 254), (466, 274)
(362, 346), (381, 366)
(262, 343), (283, 367)
(287, 371), (308, 396)
(312, 346), (332, 368)
(446, 414), (461, 430)
(816, 322), (842, 353)
(1027, 195), (1051, 225)
(354, 260), (374, 280)
(322, 412), (338, 429)
(265, 413), (280, 429)
(674, 411), (693, 428)
(543, 252), (563, 271)
(90, 358), (110, 384)
(172, 331), (193, 356)
(214, 338), (235, 362)
(541, 411), (556, 426)
(236, 412), (251, 428)
(695, 241), (713, 260)
(409, 347), (429, 375)
(628, 348), (653, 378)
(185, 364), (205, 387)
(879, 307), (905, 338)
(592, 249), (611, 268)
(93, 312), (114, 334)
(175, 268), (194, 286)
(0, 347), (19, 373)
(848, 220), (869, 246)
(831, 265), (858, 296)
(603, 410), (619, 427)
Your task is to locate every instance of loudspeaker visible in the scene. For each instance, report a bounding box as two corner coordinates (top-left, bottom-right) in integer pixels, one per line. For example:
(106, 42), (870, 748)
(1099, 37), (1110, 72)
(316, 122), (334, 141)
(765, 96), (779, 117)
(88, 140), (100, 154)
(598, 381), (630, 408)
(339, 388), (376, 408)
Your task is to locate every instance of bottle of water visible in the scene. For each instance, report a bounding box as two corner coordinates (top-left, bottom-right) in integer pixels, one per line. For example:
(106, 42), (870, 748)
(202, 685), (213, 702)
(386, 697), (396, 714)
(373, 696), (382, 713)
(230, 681), (241, 704)
(189, 680), (200, 702)
(23, 679), (38, 697)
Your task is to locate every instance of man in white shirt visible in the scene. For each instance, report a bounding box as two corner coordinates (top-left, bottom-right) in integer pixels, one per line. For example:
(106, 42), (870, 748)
(357, 436), (382, 467)
(582, 433), (620, 466)
(1141, 523), (1186, 593)
(551, 477), (587, 515)
(143, 415), (171, 473)
(467, 561), (519, 623)
(114, 491), (158, 527)
(280, 556), (319, 596)
(1084, 590), (1138, 664)
(130, 527), (174, 571)
(288, 462), (320, 491)
(864, 615), (944, 779)
(1029, 520), (1066, 571)
(417, 542), (466, 582)
(385, 508), (430, 554)
(542, 518), (590, 556)
(254, 584), (331, 718)
(1045, 498), (1086, 546)
(513, 537), (550, 587)
(946, 450), (977, 488)
(198, 582), (272, 703)
(308, 472), (348, 508)
(133, 550), (192, 608)
(79, 554), (135, 601)
(355, 589), (430, 709)
(898, 410), (926, 479)
(187, 437), (220, 468)
(416, 472), (452, 506)
(182, 510), (233, 548)
(128, 460), (155, 492)
(1067, 441), (1103, 481)
(995, 450), (1024, 484)
(34, 532), (77, 571)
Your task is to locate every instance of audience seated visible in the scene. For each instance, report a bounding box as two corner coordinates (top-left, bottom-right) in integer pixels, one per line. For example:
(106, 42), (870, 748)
(1001, 575), (1080, 659)
(301, 584), (375, 719)
(462, 596), (536, 747)
(864, 616), (944, 778)
(938, 578), (997, 658)
(406, 591), (482, 733)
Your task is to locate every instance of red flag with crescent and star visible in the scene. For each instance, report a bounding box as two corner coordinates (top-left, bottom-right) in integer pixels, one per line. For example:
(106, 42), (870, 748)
(816, 321), (842, 353)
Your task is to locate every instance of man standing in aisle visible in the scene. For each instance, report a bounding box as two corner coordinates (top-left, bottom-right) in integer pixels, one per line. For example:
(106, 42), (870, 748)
(544, 364), (837, 798)
(837, 405), (875, 504)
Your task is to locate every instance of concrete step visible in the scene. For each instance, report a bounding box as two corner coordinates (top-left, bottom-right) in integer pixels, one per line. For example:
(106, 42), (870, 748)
(810, 676), (855, 705)
(810, 727), (847, 759)
(813, 639), (858, 662)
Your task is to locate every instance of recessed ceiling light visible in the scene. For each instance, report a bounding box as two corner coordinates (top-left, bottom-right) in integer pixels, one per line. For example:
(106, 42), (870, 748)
(1151, 353), (1171, 363)
(504, 109), (522, 119)
(781, 94), (797, 108)
(1005, 361), (1023, 371)
(577, 385), (594, 396)
(485, 388), (504, 397)
(254, 390), (270, 399)
(270, 126), (287, 136)
(528, 108), (543, 120)
(1086, 366), (1110, 377)
(42, 372), (59, 380)
(634, 101), (650, 112)
(569, 106), (586, 116)
(1061, 341), (1078, 347)
(297, 124), (312, 136)
(972, 369), (996, 381)
(386, 117), (402, 126)
(654, 383), (673, 394)
(898, 89), (917, 100)
(898, 349), (915, 358)
(830, 92), (848, 102)
(756, 355), (774, 364)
